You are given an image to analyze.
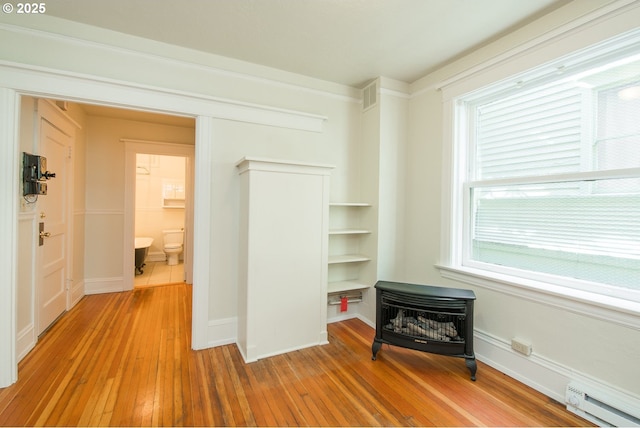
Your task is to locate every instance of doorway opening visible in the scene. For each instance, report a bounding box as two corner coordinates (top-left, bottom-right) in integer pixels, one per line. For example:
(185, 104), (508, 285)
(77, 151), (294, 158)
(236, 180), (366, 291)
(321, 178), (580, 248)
(133, 152), (192, 288)
(15, 97), (198, 367)
(1, 65), (236, 386)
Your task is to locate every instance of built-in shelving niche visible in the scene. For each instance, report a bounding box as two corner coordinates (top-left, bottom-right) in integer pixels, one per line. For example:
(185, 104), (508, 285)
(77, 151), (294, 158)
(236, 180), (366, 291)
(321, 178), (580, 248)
(327, 202), (372, 305)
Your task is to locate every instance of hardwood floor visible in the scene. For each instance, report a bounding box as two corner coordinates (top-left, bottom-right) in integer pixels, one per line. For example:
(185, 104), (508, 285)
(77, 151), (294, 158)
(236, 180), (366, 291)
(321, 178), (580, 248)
(0, 283), (592, 427)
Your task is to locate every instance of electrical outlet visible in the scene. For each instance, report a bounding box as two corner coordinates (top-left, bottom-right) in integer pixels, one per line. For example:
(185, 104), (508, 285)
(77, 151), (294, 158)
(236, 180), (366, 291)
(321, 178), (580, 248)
(511, 338), (532, 356)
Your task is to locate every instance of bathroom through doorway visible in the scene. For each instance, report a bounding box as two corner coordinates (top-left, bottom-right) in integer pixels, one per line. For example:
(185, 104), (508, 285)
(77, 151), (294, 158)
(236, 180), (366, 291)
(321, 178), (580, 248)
(124, 140), (195, 290)
(134, 153), (188, 287)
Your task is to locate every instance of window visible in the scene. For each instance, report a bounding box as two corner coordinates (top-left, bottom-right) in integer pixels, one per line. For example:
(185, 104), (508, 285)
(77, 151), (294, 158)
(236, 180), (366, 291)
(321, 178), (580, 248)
(454, 33), (640, 303)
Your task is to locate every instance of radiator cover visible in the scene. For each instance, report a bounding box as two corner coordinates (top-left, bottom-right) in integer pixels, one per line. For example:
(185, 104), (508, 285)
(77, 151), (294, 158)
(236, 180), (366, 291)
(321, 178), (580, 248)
(566, 381), (640, 427)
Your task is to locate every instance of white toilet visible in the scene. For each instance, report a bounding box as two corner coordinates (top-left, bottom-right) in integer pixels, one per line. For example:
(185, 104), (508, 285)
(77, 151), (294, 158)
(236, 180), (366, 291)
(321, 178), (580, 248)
(162, 229), (184, 266)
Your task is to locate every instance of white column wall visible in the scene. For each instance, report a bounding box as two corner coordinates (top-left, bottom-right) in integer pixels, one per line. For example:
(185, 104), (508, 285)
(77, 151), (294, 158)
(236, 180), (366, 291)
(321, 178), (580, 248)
(0, 88), (18, 387)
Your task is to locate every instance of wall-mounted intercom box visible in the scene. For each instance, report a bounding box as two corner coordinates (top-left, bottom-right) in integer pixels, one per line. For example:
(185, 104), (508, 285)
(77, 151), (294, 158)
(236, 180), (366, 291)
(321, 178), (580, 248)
(23, 152), (55, 197)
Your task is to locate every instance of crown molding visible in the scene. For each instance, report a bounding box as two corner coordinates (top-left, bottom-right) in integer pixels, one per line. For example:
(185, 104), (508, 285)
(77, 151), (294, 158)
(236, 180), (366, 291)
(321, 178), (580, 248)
(437, 0), (639, 95)
(0, 60), (327, 133)
(0, 20), (361, 104)
(409, 0), (640, 99)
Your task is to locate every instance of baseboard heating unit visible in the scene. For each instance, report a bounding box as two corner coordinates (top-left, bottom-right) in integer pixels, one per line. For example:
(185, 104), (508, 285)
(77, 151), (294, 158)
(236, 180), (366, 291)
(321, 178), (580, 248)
(565, 381), (640, 427)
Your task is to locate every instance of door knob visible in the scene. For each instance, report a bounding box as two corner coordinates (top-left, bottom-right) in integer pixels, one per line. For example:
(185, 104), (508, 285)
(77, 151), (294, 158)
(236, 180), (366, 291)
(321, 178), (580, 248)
(38, 222), (48, 246)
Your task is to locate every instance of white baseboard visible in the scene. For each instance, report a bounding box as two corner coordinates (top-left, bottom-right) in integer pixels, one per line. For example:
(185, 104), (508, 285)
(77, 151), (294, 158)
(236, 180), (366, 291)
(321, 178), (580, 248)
(208, 314), (375, 350)
(84, 277), (124, 294)
(327, 312), (359, 324)
(16, 324), (35, 363)
(327, 307), (375, 327)
(474, 329), (640, 407)
(147, 251), (167, 262)
(146, 252), (186, 263)
(207, 317), (329, 363)
(249, 339), (329, 363)
(207, 317), (237, 348)
(474, 329), (569, 402)
(69, 279), (85, 308)
(356, 314), (375, 328)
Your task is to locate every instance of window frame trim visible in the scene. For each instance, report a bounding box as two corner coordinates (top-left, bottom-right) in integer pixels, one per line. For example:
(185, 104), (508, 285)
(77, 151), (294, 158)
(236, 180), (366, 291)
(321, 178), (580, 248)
(468, 167), (640, 188)
(438, 6), (640, 328)
(436, 263), (640, 330)
(459, 74), (640, 303)
(457, 106), (640, 310)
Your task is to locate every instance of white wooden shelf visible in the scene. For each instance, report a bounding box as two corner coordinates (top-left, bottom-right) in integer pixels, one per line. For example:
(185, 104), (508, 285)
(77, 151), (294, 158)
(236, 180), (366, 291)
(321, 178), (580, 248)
(329, 202), (371, 207)
(162, 198), (185, 209)
(328, 254), (370, 264)
(327, 201), (372, 308)
(327, 280), (372, 294)
(329, 228), (370, 235)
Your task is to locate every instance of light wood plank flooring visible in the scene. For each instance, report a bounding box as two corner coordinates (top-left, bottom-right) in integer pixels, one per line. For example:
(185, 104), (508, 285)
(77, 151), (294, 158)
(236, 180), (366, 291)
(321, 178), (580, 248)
(0, 283), (592, 426)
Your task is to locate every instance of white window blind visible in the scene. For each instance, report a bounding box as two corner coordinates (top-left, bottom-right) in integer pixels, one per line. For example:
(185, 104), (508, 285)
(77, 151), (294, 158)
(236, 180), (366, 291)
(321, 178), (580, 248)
(475, 82), (585, 180)
(463, 48), (640, 294)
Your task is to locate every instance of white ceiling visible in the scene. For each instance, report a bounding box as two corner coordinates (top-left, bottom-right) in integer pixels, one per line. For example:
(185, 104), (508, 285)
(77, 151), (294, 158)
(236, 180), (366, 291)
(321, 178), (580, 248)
(45, 0), (569, 88)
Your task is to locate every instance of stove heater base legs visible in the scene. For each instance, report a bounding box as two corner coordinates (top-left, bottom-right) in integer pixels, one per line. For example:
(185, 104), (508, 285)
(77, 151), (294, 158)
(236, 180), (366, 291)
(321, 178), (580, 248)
(371, 339), (383, 360)
(466, 357), (477, 381)
(372, 337), (477, 381)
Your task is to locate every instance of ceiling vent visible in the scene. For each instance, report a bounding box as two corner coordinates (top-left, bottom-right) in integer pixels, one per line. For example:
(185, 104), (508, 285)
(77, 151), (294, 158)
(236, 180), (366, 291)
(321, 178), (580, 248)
(363, 81), (377, 111)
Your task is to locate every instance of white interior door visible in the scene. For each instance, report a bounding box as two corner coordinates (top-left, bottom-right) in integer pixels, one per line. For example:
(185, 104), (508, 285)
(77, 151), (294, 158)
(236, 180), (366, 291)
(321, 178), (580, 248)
(37, 119), (70, 335)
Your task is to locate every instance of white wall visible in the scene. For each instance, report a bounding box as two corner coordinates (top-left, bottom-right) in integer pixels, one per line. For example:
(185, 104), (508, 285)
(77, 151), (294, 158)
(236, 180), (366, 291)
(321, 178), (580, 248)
(354, 78), (410, 324)
(84, 115), (195, 286)
(0, 12), (362, 355)
(403, 0), (640, 402)
(68, 103), (87, 307)
(205, 116), (359, 322)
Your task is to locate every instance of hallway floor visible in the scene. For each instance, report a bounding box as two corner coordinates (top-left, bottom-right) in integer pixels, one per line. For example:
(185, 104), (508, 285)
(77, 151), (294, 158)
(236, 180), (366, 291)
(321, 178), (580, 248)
(134, 260), (184, 287)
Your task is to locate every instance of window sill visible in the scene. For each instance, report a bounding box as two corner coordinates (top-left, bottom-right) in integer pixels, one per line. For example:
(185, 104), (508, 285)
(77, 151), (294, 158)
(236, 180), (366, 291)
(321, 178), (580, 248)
(436, 264), (640, 330)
